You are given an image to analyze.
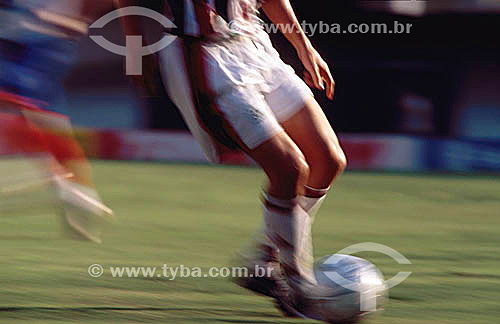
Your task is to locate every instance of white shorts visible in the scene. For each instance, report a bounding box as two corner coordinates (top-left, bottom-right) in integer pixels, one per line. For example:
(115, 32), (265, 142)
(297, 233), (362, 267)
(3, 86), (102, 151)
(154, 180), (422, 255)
(159, 34), (313, 163)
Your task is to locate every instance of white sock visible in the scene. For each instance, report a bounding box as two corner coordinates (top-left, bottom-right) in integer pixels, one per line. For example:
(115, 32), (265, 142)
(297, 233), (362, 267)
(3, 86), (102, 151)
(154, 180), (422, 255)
(254, 219), (280, 261)
(300, 185), (330, 220)
(262, 193), (316, 284)
(298, 185), (330, 270)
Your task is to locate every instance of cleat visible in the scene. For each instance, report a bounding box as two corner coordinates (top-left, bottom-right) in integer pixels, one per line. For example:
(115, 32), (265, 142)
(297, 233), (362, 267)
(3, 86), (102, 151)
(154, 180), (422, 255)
(231, 248), (303, 318)
(280, 274), (354, 323)
(232, 244), (289, 298)
(54, 176), (114, 220)
(59, 210), (103, 244)
(54, 176), (113, 243)
(232, 257), (287, 299)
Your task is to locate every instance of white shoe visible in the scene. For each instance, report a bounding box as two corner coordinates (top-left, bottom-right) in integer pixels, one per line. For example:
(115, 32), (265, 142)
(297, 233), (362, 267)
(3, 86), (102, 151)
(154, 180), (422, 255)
(54, 176), (114, 243)
(54, 176), (114, 220)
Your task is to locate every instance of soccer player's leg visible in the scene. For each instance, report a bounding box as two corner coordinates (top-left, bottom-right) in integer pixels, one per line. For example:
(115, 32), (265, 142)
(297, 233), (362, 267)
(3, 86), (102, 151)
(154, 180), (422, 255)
(21, 107), (114, 243)
(280, 96), (346, 278)
(245, 131), (346, 319)
(265, 68), (347, 215)
(21, 109), (93, 187)
(234, 126), (324, 311)
(281, 96), (347, 215)
(0, 96), (60, 197)
(257, 67), (348, 318)
(265, 69), (347, 240)
(20, 108), (109, 211)
(0, 92), (111, 243)
(0, 30), (112, 241)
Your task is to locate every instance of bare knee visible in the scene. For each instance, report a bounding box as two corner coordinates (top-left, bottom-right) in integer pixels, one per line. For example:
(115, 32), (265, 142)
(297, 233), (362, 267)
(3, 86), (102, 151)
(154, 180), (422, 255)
(250, 134), (311, 199)
(285, 149), (310, 186)
(309, 142), (347, 186)
(268, 148), (310, 198)
(329, 145), (347, 176)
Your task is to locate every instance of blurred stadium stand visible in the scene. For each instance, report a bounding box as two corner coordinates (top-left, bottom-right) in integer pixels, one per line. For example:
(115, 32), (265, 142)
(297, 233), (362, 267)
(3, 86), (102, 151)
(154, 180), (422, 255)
(19, 1), (500, 171)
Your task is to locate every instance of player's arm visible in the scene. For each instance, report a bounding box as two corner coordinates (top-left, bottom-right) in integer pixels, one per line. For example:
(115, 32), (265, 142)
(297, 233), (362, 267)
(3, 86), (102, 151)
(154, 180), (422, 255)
(260, 0), (335, 99)
(113, 0), (161, 96)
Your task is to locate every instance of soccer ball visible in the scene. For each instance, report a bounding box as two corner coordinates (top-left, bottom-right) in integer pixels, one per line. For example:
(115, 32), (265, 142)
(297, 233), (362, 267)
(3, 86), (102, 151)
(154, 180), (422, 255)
(312, 254), (388, 323)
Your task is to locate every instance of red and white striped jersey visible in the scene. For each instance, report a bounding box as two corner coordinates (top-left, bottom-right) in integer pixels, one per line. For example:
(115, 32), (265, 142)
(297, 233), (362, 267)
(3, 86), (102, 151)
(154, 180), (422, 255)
(163, 0), (263, 38)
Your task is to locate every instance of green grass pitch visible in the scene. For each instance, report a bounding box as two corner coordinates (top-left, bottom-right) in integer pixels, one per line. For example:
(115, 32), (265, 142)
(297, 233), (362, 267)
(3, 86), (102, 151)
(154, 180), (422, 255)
(1, 161), (499, 323)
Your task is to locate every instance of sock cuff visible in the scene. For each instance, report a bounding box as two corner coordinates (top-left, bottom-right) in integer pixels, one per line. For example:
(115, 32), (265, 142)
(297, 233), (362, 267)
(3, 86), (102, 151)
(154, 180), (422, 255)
(303, 185), (331, 198)
(261, 192), (298, 214)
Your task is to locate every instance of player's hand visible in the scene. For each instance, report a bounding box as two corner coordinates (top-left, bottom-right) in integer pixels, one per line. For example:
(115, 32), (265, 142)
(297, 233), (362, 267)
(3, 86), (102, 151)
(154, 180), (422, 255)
(128, 54), (162, 97)
(297, 45), (335, 100)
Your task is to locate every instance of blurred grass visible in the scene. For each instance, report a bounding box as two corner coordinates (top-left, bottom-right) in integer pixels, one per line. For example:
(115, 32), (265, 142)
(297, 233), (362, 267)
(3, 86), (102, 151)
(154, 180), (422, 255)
(1, 161), (499, 324)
